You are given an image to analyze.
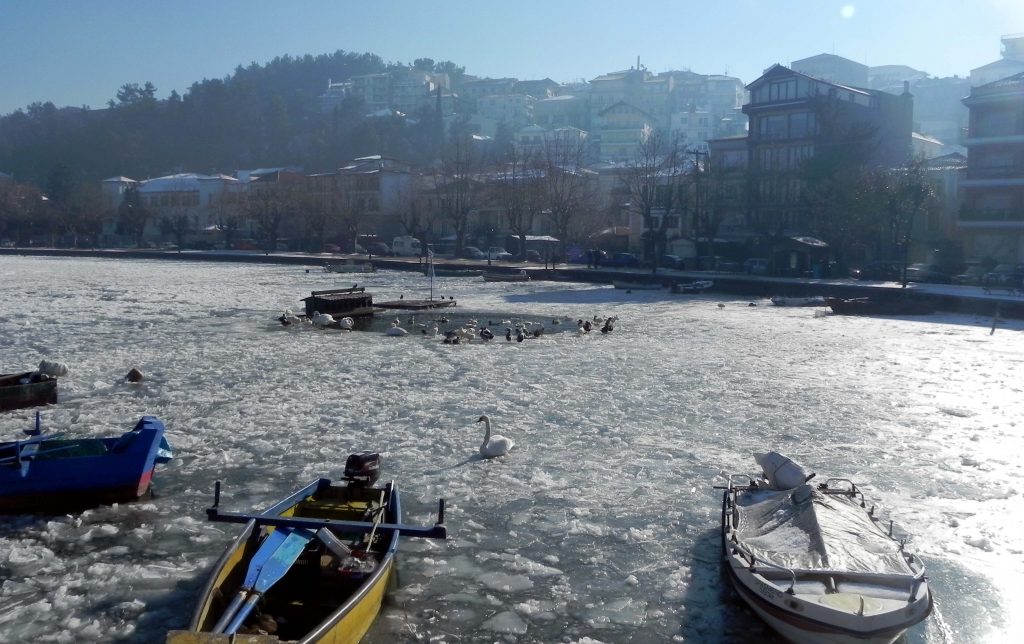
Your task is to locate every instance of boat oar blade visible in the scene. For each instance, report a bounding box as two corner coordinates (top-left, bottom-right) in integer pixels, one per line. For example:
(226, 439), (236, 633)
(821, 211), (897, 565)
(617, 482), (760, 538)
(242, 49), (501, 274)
(223, 528), (314, 634)
(211, 528), (289, 633)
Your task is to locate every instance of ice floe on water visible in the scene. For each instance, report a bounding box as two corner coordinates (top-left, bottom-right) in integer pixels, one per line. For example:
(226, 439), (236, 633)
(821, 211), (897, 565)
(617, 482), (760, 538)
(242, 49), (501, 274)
(1, 256), (1023, 642)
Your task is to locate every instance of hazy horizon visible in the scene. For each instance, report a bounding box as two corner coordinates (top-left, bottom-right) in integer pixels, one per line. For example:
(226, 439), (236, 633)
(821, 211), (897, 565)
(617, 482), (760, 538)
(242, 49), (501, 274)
(1, 0), (1022, 115)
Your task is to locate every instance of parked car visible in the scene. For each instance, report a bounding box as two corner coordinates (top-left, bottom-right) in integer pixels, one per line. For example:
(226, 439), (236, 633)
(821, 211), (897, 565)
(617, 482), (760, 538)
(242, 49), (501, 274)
(367, 241), (392, 256)
(608, 252), (640, 267)
(324, 243), (341, 253)
(462, 246), (485, 260)
(743, 257), (769, 275)
(849, 261), (901, 281)
(953, 264), (988, 285)
(487, 246), (513, 261)
(524, 249), (542, 262)
(658, 255), (682, 269)
(903, 263), (953, 284)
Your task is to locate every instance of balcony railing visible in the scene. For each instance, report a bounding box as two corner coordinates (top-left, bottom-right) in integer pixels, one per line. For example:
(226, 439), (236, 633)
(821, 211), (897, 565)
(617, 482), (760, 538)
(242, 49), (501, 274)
(958, 207), (1024, 222)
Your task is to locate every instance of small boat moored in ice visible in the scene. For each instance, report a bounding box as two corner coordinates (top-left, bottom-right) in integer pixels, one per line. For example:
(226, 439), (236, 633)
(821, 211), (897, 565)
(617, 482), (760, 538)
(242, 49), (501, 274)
(0, 360), (67, 413)
(670, 279), (714, 294)
(169, 452), (447, 643)
(770, 295), (827, 307)
(483, 270), (531, 282)
(0, 413), (173, 513)
(719, 451), (932, 643)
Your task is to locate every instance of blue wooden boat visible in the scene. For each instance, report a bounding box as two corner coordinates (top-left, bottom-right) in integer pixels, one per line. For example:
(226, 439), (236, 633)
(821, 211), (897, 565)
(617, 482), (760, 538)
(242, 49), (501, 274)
(169, 452), (446, 643)
(0, 415), (173, 513)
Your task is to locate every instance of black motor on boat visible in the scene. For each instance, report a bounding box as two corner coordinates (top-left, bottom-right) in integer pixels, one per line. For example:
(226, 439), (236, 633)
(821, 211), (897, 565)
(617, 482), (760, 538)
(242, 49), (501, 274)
(343, 451), (381, 486)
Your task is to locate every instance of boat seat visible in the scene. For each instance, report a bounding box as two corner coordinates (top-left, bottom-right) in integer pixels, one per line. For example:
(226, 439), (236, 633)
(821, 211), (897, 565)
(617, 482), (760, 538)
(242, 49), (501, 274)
(835, 580), (912, 601)
(790, 580), (829, 596)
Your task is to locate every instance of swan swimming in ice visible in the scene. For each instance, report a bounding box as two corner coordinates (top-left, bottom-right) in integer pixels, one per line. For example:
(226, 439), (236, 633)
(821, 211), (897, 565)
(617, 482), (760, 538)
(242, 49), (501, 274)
(337, 317), (355, 330)
(312, 311), (336, 328)
(476, 415), (514, 458)
(386, 321), (408, 336)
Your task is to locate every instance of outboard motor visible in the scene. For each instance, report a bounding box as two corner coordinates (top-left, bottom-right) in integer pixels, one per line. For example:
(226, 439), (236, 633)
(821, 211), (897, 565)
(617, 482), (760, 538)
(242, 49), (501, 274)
(343, 451), (380, 487)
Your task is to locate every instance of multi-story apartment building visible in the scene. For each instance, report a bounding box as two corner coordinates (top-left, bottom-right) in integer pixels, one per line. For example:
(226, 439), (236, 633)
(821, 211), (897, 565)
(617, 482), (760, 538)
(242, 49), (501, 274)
(336, 69), (450, 115)
(533, 95), (587, 130)
(594, 102), (657, 162)
(458, 77), (517, 108)
(971, 34), (1024, 87)
(742, 64), (913, 234)
(791, 53), (869, 88)
(477, 94), (534, 129)
(512, 78), (560, 99)
(960, 72), (1024, 261)
(589, 68), (673, 132)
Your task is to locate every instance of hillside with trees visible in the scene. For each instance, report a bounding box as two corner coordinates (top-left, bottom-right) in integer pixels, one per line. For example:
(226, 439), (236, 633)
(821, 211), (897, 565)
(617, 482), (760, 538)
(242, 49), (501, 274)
(0, 50), (464, 187)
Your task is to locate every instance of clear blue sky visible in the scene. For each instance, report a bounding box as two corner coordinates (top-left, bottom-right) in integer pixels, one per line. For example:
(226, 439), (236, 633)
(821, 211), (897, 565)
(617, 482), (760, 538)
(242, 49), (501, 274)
(0, 0), (1020, 115)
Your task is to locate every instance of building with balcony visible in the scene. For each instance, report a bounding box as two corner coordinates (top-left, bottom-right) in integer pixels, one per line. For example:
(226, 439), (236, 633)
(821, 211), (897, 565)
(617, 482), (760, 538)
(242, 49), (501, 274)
(960, 72), (1024, 261)
(594, 101), (657, 161)
(970, 34), (1024, 87)
(742, 64), (913, 235)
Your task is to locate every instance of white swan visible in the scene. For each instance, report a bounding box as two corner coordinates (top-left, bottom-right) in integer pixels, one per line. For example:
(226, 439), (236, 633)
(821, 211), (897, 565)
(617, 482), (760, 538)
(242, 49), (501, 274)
(385, 321), (408, 336)
(476, 415), (514, 458)
(312, 311), (336, 328)
(338, 317), (355, 330)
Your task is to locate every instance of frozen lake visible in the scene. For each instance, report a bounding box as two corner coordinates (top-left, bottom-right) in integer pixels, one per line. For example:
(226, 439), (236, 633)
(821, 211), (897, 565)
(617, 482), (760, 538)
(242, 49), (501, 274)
(1, 256), (1022, 643)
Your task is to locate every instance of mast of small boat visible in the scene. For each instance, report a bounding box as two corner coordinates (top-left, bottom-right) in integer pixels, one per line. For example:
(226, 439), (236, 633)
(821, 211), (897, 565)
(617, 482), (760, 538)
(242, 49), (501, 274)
(427, 248), (435, 302)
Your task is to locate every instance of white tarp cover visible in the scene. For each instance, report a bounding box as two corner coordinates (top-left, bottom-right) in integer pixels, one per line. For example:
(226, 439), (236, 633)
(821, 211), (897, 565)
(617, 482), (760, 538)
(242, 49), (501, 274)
(735, 485), (912, 575)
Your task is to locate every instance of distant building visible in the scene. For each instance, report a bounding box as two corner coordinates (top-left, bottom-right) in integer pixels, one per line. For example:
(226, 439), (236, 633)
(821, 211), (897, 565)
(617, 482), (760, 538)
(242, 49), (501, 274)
(869, 65), (928, 92)
(477, 93), (534, 130)
(594, 101), (657, 161)
(960, 72), (1024, 261)
(970, 34), (1024, 87)
(533, 94), (588, 130)
(512, 78), (561, 99)
(458, 77), (517, 108)
(912, 132), (944, 159)
(742, 64), (913, 235)
(337, 69), (450, 115)
(791, 53), (869, 88)
(670, 106), (713, 147)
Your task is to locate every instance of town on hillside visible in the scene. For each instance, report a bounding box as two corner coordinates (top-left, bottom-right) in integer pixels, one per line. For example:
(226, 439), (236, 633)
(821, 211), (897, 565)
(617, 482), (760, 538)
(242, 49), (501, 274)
(1, 36), (1023, 283)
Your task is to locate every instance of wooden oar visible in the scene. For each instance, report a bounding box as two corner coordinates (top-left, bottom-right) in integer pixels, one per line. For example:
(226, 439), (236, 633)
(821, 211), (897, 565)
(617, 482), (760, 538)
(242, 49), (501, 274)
(212, 527), (314, 634)
(222, 527), (314, 634)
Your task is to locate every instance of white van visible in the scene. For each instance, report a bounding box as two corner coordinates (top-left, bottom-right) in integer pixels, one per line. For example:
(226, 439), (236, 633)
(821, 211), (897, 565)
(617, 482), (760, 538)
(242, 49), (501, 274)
(392, 236), (421, 257)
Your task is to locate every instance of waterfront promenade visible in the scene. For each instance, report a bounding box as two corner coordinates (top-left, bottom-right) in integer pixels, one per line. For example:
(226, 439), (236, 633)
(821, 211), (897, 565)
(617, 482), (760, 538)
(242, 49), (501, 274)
(3, 246), (1022, 319)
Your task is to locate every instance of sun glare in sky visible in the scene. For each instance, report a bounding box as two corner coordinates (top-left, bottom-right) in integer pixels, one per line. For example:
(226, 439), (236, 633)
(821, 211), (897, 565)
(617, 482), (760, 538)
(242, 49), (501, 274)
(840, 4), (856, 20)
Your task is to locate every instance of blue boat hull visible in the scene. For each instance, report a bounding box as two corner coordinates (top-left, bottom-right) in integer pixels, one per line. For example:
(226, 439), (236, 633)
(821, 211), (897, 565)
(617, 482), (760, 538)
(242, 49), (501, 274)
(0, 416), (169, 513)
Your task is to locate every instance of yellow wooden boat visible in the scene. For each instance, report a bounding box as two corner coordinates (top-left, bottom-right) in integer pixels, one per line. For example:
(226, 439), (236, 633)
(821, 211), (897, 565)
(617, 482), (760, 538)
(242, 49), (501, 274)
(167, 453), (446, 644)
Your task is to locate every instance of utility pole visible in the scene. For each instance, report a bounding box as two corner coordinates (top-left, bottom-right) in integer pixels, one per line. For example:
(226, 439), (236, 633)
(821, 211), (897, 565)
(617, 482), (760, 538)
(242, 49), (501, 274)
(691, 148), (709, 266)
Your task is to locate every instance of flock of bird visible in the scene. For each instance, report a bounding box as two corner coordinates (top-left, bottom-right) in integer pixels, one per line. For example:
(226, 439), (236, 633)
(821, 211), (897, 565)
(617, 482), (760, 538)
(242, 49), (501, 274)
(279, 309), (621, 344)
(278, 309), (357, 330)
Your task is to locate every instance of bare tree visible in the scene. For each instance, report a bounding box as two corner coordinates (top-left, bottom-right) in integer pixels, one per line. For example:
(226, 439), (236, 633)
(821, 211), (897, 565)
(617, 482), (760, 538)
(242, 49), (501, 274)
(489, 145), (543, 259)
(395, 175), (438, 256)
(538, 132), (593, 261)
(621, 128), (691, 273)
(436, 135), (484, 256)
(117, 184), (150, 248)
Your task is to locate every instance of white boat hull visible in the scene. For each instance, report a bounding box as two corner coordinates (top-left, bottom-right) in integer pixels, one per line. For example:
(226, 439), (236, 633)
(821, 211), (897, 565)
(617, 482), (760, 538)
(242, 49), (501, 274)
(720, 469), (932, 644)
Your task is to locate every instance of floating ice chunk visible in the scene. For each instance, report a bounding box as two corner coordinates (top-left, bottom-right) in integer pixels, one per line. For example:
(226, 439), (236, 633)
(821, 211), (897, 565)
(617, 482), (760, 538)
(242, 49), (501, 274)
(478, 571), (534, 592)
(481, 610), (528, 634)
(964, 535), (994, 551)
(625, 574), (639, 586)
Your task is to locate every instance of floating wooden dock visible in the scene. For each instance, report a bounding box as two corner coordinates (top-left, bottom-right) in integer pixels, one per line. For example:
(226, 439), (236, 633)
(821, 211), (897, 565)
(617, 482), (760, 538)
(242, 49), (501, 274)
(301, 287), (380, 318)
(377, 298), (457, 311)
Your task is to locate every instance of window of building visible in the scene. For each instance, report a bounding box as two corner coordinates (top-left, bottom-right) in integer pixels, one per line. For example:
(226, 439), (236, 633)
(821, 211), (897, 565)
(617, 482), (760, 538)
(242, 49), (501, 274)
(769, 79), (797, 102)
(761, 115), (787, 140)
